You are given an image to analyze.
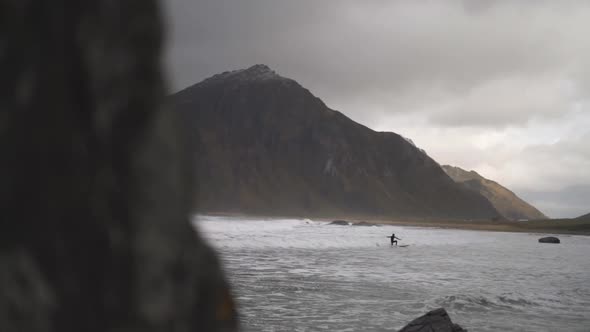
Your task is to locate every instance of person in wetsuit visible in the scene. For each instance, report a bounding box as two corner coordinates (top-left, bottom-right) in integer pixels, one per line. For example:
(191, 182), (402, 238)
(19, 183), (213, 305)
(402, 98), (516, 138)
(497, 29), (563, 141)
(389, 233), (401, 246)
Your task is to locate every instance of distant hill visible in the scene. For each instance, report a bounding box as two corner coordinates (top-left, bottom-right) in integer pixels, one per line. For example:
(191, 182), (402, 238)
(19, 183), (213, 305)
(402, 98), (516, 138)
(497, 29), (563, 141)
(171, 64), (500, 220)
(576, 213), (590, 221)
(442, 165), (547, 221)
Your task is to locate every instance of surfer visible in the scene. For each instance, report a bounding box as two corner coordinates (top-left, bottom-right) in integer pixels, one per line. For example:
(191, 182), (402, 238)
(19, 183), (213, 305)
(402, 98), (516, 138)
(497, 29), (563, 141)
(388, 233), (401, 246)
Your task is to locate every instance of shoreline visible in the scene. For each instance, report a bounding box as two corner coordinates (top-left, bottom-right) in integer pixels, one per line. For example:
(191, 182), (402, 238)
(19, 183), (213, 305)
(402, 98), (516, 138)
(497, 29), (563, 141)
(364, 219), (590, 236)
(197, 212), (590, 236)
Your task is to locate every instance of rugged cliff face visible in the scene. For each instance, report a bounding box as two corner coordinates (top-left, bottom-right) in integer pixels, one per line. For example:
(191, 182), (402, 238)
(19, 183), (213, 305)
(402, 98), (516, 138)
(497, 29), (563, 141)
(172, 65), (499, 220)
(442, 165), (547, 221)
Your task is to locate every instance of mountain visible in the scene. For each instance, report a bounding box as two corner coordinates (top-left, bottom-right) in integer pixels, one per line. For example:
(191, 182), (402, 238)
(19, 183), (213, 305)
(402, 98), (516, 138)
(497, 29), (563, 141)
(441, 165), (548, 221)
(171, 64), (500, 220)
(576, 213), (590, 221)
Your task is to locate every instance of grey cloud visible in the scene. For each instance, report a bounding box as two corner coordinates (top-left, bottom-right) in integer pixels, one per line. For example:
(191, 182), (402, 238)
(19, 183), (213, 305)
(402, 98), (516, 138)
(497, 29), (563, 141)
(429, 76), (578, 128)
(385, 116), (590, 218)
(480, 130), (590, 192)
(518, 185), (590, 219)
(484, 131), (590, 218)
(164, 1), (590, 124)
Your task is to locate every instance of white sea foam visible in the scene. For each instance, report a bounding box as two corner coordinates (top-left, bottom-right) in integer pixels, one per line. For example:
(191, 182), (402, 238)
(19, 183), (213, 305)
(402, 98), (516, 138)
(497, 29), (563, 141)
(194, 215), (505, 250)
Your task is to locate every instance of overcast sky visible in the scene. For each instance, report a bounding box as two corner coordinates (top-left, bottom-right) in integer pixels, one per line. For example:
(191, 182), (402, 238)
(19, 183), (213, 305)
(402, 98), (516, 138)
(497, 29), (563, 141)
(163, 0), (590, 218)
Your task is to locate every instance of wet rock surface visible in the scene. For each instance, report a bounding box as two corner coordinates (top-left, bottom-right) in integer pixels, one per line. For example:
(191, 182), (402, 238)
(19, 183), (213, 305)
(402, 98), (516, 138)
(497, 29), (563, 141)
(329, 220), (350, 225)
(398, 308), (467, 332)
(539, 236), (560, 243)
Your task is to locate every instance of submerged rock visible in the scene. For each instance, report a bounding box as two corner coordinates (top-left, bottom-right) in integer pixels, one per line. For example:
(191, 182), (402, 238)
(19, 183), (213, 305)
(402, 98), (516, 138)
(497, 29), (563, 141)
(352, 221), (378, 227)
(329, 220), (350, 225)
(539, 236), (560, 244)
(398, 308), (466, 332)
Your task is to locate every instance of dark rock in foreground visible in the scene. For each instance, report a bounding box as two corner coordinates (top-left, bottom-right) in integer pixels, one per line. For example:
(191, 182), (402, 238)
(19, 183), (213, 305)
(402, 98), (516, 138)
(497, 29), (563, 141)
(0, 1), (237, 331)
(329, 220), (350, 226)
(539, 236), (560, 244)
(398, 308), (466, 332)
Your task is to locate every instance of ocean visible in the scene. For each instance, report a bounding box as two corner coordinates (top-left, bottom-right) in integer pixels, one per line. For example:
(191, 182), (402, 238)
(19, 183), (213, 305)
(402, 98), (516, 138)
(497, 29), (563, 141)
(195, 216), (590, 331)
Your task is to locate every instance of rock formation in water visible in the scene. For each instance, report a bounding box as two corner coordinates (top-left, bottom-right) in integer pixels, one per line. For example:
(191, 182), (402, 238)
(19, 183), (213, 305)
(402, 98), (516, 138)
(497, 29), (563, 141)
(329, 220), (350, 226)
(398, 308), (466, 332)
(0, 1), (237, 331)
(539, 237), (560, 244)
(442, 165), (547, 221)
(172, 65), (500, 221)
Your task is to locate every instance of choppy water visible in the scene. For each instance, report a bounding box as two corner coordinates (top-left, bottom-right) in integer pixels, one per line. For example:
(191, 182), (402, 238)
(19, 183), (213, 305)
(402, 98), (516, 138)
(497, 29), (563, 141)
(195, 216), (590, 331)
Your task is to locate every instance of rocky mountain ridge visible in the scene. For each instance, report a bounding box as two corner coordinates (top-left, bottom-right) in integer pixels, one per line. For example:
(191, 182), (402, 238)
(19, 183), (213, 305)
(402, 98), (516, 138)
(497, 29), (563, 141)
(442, 165), (547, 221)
(172, 65), (501, 220)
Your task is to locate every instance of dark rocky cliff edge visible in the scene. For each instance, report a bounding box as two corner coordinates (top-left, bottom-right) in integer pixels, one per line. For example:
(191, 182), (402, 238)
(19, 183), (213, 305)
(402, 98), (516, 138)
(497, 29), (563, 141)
(173, 65), (500, 220)
(0, 1), (236, 331)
